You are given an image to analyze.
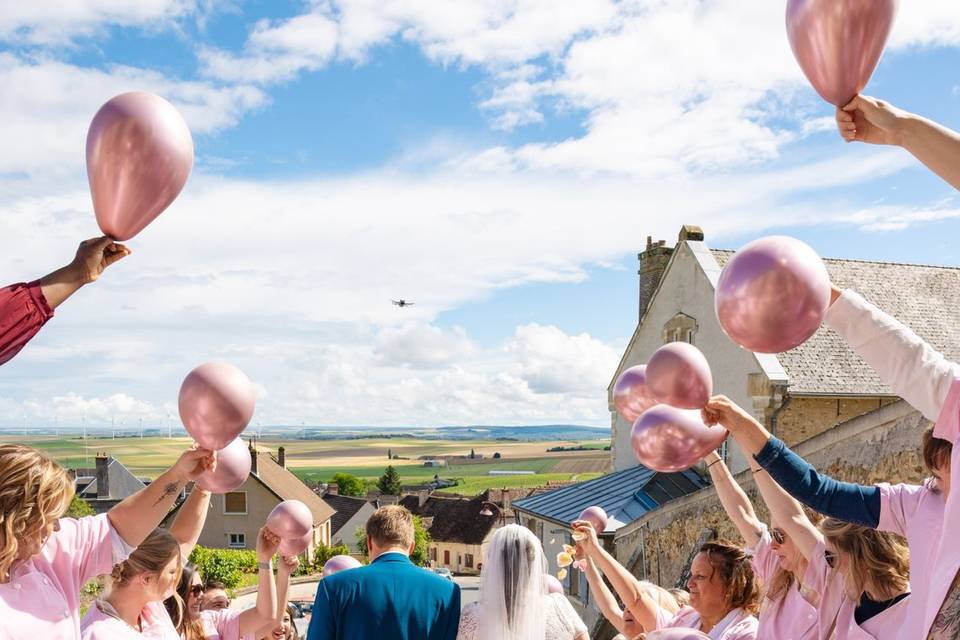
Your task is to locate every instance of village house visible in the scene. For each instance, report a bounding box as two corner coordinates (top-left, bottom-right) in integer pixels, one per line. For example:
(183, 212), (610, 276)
(70, 453), (147, 514)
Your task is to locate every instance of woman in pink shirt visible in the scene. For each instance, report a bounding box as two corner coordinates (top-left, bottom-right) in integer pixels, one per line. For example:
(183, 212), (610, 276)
(0, 235), (130, 366)
(574, 521), (759, 639)
(0, 443), (213, 640)
(704, 449), (833, 640)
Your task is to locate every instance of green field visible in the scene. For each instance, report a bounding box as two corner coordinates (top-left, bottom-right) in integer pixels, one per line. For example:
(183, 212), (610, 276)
(8, 434), (611, 496)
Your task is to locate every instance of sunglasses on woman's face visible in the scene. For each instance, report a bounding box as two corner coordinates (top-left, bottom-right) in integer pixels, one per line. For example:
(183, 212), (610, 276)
(189, 585), (204, 597)
(824, 550), (838, 569)
(770, 528), (787, 545)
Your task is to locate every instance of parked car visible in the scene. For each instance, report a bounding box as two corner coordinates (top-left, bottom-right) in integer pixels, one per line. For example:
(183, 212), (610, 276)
(288, 598), (313, 636)
(433, 567), (454, 581)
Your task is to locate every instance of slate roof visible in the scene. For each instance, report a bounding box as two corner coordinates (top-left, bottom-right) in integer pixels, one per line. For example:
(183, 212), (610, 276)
(321, 493), (371, 536)
(74, 458), (146, 501)
(511, 465), (707, 532)
(712, 250), (960, 395)
(252, 450), (336, 525)
(402, 493), (498, 545)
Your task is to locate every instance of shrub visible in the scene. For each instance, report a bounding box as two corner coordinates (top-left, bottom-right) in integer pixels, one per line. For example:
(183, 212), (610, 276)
(189, 546), (258, 589)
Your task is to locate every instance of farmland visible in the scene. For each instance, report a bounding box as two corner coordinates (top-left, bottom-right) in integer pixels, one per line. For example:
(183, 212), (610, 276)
(8, 433), (611, 496)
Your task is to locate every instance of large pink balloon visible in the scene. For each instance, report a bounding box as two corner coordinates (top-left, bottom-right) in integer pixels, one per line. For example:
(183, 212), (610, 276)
(544, 575), (564, 594)
(645, 630), (710, 640)
(631, 405), (728, 473)
(786, 0), (897, 106)
(577, 506), (608, 534)
(178, 362), (256, 451)
(194, 437), (251, 493)
(86, 91), (194, 241)
(322, 555), (362, 578)
(279, 531), (312, 556)
(266, 500), (313, 539)
(646, 343), (713, 410)
(613, 365), (657, 423)
(715, 236), (831, 354)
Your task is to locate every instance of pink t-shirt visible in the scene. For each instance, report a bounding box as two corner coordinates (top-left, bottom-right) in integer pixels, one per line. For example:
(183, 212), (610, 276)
(201, 607), (243, 640)
(0, 513), (127, 640)
(658, 605), (758, 640)
(81, 600), (179, 640)
(749, 526), (820, 640)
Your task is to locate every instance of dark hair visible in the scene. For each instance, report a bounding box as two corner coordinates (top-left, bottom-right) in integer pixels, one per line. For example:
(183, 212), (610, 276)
(699, 540), (761, 615)
(203, 579), (226, 591)
(165, 561), (206, 640)
(922, 426), (952, 476)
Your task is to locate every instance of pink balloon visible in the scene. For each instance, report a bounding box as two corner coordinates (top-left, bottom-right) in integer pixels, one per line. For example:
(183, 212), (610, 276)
(645, 630), (711, 640)
(613, 365), (657, 423)
(786, 0), (897, 106)
(178, 362), (256, 451)
(279, 530), (312, 556)
(194, 437), (251, 493)
(322, 555), (362, 577)
(266, 500), (313, 539)
(86, 91), (194, 241)
(577, 506), (608, 534)
(631, 405), (728, 473)
(544, 575), (564, 594)
(715, 236), (831, 354)
(646, 343), (713, 410)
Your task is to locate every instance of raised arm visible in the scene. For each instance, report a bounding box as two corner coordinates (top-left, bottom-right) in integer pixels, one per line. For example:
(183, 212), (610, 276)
(251, 555), (299, 639)
(39, 236), (131, 308)
(746, 456), (822, 560)
(578, 553), (628, 634)
(106, 447), (214, 546)
(237, 527), (281, 635)
(837, 95), (960, 191)
(573, 521), (665, 633)
(826, 285), (959, 422)
(703, 395), (882, 528)
(169, 486), (211, 560)
(703, 450), (763, 547)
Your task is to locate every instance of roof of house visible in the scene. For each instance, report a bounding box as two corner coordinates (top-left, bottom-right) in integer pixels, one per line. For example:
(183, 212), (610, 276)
(252, 450), (336, 525)
(712, 250), (960, 395)
(400, 493), (498, 545)
(511, 465), (708, 532)
(73, 458), (146, 501)
(321, 493), (372, 536)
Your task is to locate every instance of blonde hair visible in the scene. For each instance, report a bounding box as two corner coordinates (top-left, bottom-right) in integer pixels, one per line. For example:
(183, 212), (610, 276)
(668, 588), (691, 608)
(366, 505), (414, 548)
(764, 507), (824, 603)
(643, 582), (681, 615)
(0, 444), (74, 582)
(819, 518), (910, 601)
(110, 528), (184, 616)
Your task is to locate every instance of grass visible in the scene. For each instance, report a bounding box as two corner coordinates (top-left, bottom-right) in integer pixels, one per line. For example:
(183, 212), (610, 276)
(452, 472), (605, 495)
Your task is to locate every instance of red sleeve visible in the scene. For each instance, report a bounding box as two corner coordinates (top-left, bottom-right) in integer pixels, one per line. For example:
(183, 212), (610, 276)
(0, 280), (54, 366)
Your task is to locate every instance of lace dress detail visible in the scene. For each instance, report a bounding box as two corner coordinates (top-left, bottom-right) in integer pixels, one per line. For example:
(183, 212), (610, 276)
(457, 594), (587, 640)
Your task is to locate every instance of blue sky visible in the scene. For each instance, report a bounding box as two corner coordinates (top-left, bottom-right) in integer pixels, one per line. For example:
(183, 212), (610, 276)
(1, 1), (960, 430)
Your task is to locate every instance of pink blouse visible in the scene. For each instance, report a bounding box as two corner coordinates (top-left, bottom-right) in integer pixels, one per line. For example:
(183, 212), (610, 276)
(201, 607), (243, 640)
(748, 526), (821, 640)
(81, 600), (179, 640)
(0, 513), (131, 640)
(657, 605), (758, 639)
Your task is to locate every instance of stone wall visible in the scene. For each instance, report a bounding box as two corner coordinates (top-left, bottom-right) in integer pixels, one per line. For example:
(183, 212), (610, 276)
(614, 400), (929, 588)
(772, 395), (898, 447)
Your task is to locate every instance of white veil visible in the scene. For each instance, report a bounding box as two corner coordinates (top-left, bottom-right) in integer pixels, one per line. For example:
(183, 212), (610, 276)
(477, 523), (549, 640)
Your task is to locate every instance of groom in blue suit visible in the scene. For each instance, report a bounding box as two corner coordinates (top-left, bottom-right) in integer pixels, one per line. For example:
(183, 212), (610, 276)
(307, 504), (461, 640)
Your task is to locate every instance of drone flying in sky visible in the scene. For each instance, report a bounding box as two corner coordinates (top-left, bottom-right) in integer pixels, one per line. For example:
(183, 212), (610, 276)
(392, 299), (414, 308)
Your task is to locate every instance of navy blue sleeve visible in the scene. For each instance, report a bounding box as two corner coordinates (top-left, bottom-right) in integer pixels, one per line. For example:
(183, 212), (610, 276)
(306, 579), (336, 640)
(755, 437), (882, 528)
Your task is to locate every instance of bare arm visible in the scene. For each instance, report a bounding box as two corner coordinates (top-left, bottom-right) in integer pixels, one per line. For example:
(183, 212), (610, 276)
(107, 448), (214, 546)
(703, 450), (763, 547)
(169, 487), (211, 560)
(238, 527), (281, 635)
(579, 554), (627, 633)
(746, 455), (822, 560)
(39, 236), (130, 308)
(251, 555), (299, 639)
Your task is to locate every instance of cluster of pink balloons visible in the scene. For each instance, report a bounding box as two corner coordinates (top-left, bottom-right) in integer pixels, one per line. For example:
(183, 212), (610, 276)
(179, 361), (257, 494)
(615, 342), (726, 473)
(322, 555), (362, 577)
(267, 500), (315, 556)
(87, 91), (194, 241)
(786, 0), (897, 107)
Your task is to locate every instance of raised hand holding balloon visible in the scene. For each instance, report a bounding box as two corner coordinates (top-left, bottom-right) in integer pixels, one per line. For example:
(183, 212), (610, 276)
(631, 405), (728, 473)
(786, 0), (897, 106)
(194, 437), (251, 493)
(87, 92), (194, 240)
(267, 499), (313, 539)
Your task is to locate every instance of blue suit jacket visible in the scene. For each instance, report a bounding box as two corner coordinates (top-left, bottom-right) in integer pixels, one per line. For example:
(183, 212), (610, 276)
(306, 553), (461, 640)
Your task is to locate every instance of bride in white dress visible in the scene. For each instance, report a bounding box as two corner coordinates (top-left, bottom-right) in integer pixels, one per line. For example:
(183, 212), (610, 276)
(457, 524), (589, 640)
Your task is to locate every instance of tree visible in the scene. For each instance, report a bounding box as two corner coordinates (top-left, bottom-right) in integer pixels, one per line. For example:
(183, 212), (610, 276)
(493, 452), (502, 459)
(332, 472), (367, 497)
(387, 448), (392, 460)
(469, 448), (476, 459)
(66, 494), (95, 518)
(377, 465), (402, 495)
(355, 515), (431, 566)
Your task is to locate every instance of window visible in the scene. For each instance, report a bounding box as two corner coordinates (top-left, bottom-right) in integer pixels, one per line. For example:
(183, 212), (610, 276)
(228, 533), (246, 548)
(464, 554), (474, 568)
(444, 550), (450, 565)
(430, 547), (438, 561)
(662, 313), (698, 345)
(224, 492), (247, 514)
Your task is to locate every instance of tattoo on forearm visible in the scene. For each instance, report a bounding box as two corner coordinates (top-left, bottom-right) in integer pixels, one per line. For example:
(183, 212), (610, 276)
(153, 482), (181, 507)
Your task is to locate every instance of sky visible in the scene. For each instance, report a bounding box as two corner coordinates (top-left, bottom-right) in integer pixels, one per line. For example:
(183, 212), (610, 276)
(2, 1), (960, 432)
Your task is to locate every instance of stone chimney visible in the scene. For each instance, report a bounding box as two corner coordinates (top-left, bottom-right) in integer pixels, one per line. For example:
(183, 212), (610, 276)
(95, 454), (109, 499)
(277, 446), (286, 469)
(678, 224), (704, 242)
(417, 490), (429, 507)
(638, 236), (673, 320)
(326, 483), (339, 496)
(248, 440), (258, 475)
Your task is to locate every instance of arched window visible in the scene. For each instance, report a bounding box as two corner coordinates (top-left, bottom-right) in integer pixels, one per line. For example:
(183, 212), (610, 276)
(662, 313), (698, 345)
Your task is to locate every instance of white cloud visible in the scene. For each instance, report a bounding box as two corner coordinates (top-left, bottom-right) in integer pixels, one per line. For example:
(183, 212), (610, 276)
(509, 324), (620, 395)
(374, 323), (475, 369)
